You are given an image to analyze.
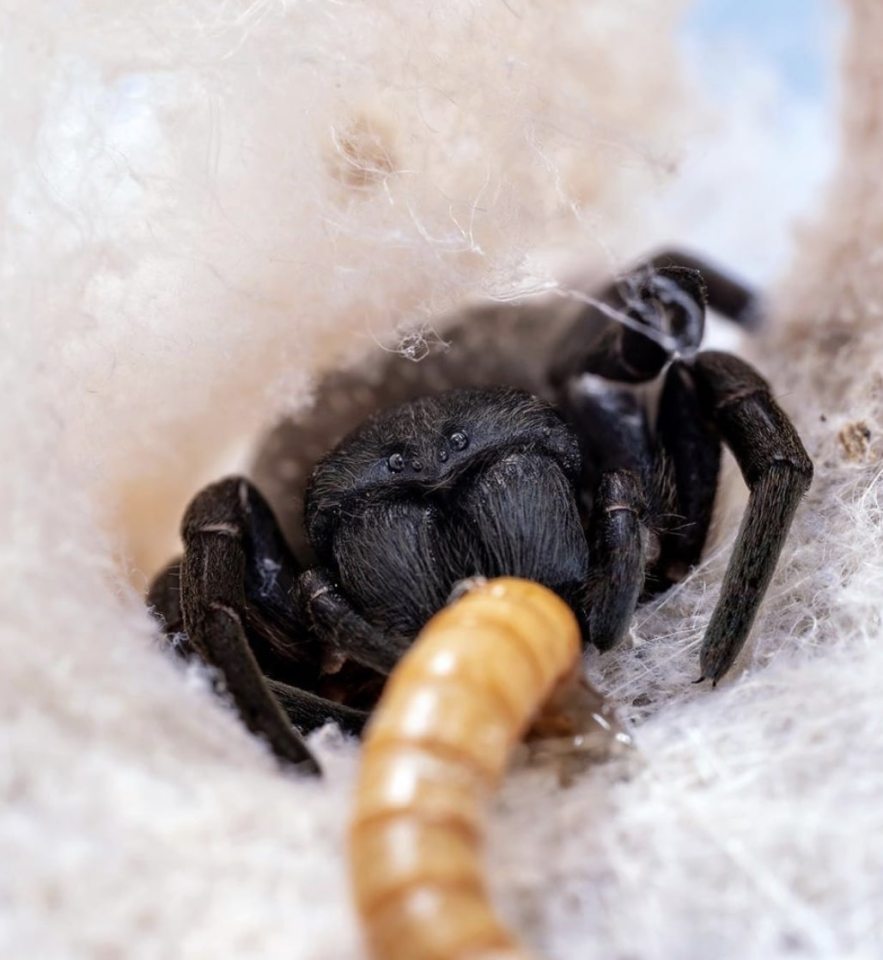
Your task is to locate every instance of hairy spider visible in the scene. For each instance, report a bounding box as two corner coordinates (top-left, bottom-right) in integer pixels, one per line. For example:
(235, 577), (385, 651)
(148, 252), (813, 774)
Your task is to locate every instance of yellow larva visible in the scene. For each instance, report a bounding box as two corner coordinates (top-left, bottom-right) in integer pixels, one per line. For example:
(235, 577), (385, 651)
(349, 577), (616, 960)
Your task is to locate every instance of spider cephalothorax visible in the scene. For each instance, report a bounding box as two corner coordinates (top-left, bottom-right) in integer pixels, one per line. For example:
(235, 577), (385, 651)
(305, 387), (587, 640)
(148, 252), (812, 773)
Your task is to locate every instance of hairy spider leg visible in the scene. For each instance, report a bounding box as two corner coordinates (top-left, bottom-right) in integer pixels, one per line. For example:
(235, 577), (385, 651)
(647, 249), (761, 329)
(264, 677), (367, 734)
(147, 559), (188, 653)
(550, 254), (809, 678)
(298, 567), (411, 675)
(150, 559), (368, 741)
(649, 359), (722, 592)
(549, 249), (758, 390)
(554, 377), (654, 651)
(688, 351), (812, 682)
(584, 469), (648, 651)
(149, 477), (370, 774)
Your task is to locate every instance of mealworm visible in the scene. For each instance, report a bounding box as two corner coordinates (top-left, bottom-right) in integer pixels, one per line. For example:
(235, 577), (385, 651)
(349, 576), (628, 960)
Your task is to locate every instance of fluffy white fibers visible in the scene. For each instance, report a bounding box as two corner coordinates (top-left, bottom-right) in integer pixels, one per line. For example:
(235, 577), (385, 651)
(0, 0), (689, 576)
(3, 0), (882, 959)
(540, 3), (883, 957)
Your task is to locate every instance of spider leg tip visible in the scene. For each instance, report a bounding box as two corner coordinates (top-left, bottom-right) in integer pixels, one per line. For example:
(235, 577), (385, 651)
(293, 755), (323, 778)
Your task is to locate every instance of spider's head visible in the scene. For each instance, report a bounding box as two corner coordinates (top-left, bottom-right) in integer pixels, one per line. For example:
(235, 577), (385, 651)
(304, 386), (580, 556)
(304, 386), (589, 638)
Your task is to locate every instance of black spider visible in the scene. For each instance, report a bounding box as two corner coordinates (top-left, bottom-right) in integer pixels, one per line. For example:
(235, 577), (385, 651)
(148, 252), (812, 774)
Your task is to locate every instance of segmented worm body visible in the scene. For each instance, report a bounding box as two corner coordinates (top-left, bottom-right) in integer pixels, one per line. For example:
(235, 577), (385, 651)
(350, 577), (624, 960)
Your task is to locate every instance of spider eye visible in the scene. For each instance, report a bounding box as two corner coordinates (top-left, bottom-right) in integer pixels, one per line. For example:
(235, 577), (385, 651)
(450, 430), (469, 451)
(387, 452), (405, 473)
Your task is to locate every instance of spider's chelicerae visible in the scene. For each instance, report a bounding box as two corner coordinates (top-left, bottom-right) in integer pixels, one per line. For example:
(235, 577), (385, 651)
(148, 253), (813, 774)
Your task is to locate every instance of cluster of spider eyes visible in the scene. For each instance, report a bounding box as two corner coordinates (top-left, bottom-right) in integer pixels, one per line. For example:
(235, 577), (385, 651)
(387, 431), (469, 473)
